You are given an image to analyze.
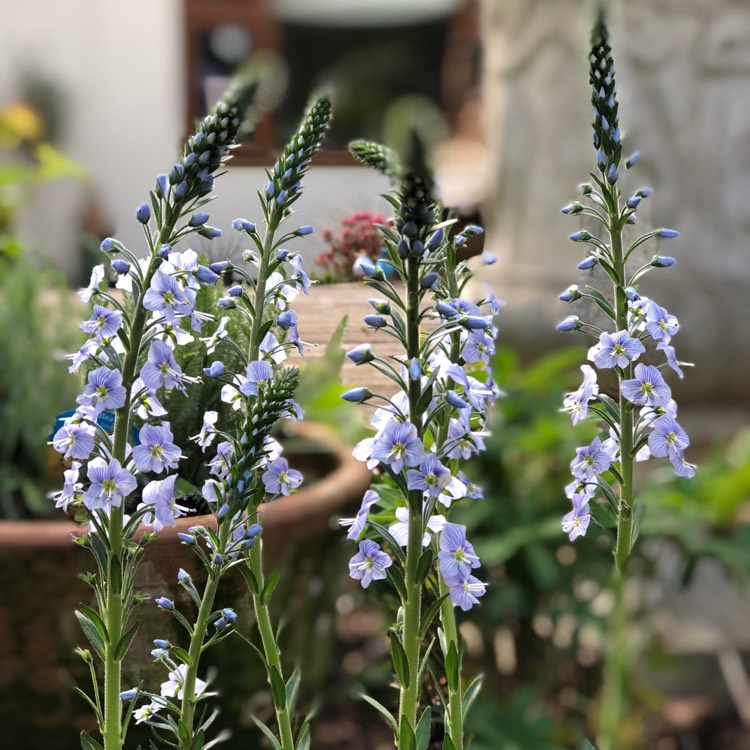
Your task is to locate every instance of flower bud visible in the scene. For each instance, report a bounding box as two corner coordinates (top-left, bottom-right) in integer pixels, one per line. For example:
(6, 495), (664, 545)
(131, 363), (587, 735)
(213, 553), (223, 565)
(277, 249), (289, 261)
(203, 361), (225, 378)
(120, 689), (138, 701)
(408, 358), (422, 381)
(178, 532), (195, 544)
(210, 260), (231, 273)
(569, 230), (591, 243)
(561, 202), (583, 215)
(626, 195), (642, 209)
(397, 237), (410, 258)
(158, 244), (171, 259)
(196, 265), (220, 285)
(246, 523), (262, 537)
(295, 225), (314, 236)
(155, 174), (168, 196)
(153, 639), (170, 649)
(198, 226), (222, 240)
(447, 390), (470, 410)
(411, 239), (425, 257)
(626, 151), (640, 168)
(364, 315), (387, 329)
(402, 220), (418, 238)
(556, 315), (580, 332)
(461, 315), (491, 331)
(578, 256), (597, 271)
(559, 285), (582, 303)
(155, 597), (174, 610)
(277, 310), (296, 328)
(189, 213), (210, 227)
(657, 228), (679, 238)
(111, 259), (130, 275)
(368, 298), (391, 315)
(232, 218), (256, 233)
(607, 163), (618, 183)
(217, 298), (236, 309)
(426, 228), (444, 250)
(341, 387), (373, 403)
(652, 256), (676, 268)
(136, 202), (151, 224)
(228, 285), (243, 297)
(346, 344), (374, 365)
(624, 286), (640, 301)
(436, 301), (458, 318)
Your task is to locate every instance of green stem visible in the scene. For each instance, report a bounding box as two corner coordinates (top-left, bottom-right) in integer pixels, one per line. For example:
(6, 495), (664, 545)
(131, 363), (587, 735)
(247, 215), (280, 363)
(398, 256), (425, 737)
(102, 228), (170, 750)
(179, 568), (222, 743)
(438, 577), (464, 750)
(249, 538), (296, 750)
(610, 211), (634, 572)
(599, 187), (633, 750)
(598, 570), (627, 750)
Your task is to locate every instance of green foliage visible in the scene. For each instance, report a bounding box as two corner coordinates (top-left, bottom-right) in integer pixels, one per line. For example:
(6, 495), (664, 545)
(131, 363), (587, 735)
(0, 258), (83, 518)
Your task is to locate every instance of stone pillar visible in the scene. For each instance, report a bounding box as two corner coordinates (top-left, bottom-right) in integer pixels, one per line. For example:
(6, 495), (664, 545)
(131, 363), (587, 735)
(481, 0), (750, 429)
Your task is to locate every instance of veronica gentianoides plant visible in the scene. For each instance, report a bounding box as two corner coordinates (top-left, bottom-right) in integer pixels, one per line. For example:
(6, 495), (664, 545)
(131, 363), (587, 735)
(556, 11), (695, 749)
(342, 135), (499, 750)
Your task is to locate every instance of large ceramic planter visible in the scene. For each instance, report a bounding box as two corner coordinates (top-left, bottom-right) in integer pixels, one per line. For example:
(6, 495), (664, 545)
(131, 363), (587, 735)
(0, 421), (371, 749)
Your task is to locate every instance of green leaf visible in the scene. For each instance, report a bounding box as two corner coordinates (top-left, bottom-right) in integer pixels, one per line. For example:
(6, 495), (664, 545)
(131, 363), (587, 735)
(582, 740), (597, 750)
(443, 734), (457, 750)
(416, 550), (435, 586)
(269, 665), (287, 710)
(596, 480), (620, 516)
(584, 286), (616, 320)
(171, 646), (193, 667)
(78, 603), (110, 643)
(261, 570), (281, 606)
(630, 499), (646, 552)
(389, 629), (411, 687)
(399, 715), (416, 750)
(80, 731), (104, 750)
(589, 499), (618, 529)
(462, 674), (483, 716)
(178, 720), (190, 742)
(238, 564), (260, 595)
(296, 721), (311, 750)
(415, 707), (432, 750)
(360, 694), (398, 736)
(253, 716), (282, 750)
(419, 594), (449, 640)
(285, 666), (302, 713)
(188, 728), (205, 750)
(416, 638), (436, 691)
(75, 610), (106, 660)
(114, 620), (140, 662)
(445, 641), (460, 693)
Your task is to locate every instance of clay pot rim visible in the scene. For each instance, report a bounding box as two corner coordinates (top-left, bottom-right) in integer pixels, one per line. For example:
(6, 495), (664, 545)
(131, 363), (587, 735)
(0, 421), (372, 549)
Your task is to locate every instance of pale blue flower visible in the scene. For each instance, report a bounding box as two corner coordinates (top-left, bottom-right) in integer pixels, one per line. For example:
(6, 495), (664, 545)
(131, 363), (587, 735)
(438, 523), (481, 580)
(562, 497), (591, 541)
(262, 457), (303, 496)
(348, 539), (392, 588)
(80, 305), (123, 341)
(621, 364), (672, 407)
(133, 422), (182, 473)
(444, 573), (486, 611)
(77, 367), (126, 415)
(339, 489), (379, 541)
(83, 457), (137, 510)
(371, 421), (424, 473)
(140, 340), (185, 393)
(587, 330), (645, 369)
(141, 475), (190, 532)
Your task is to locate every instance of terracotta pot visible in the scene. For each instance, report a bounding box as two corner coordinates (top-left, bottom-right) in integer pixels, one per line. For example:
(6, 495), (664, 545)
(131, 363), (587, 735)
(0, 421), (371, 749)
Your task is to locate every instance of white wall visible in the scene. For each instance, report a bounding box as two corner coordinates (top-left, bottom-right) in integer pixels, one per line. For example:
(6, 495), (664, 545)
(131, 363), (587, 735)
(0, 0), (390, 280)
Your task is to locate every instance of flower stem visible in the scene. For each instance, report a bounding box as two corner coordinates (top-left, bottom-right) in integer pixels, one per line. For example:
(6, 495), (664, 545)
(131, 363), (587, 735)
(598, 187), (632, 750)
(598, 569), (627, 750)
(398, 255), (425, 737)
(102, 238), (168, 750)
(438, 577), (464, 750)
(248, 538), (296, 750)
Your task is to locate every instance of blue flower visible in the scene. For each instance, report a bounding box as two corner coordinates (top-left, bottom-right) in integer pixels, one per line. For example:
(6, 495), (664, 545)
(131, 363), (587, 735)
(407, 455), (453, 498)
(348, 539), (392, 588)
(83, 457), (137, 510)
(133, 423), (182, 474)
(621, 364), (672, 407)
(438, 523), (481, 581)
(648, 415), (689, 460)
(371, 421), (424, 474)
(339, 490), (379, 541)
(444, 573), (486, 611)
(239, 360), (273, 397)
(587, 330), (645, 369)
(262, 458), (303, 496)
(140, 340), (185, 393)
(80, 305), (123, 341)
(141, 475), (189, 532)
(570, 436), (612, 481)
(562, 497), (591, 541)
(77, 367), (126, 414)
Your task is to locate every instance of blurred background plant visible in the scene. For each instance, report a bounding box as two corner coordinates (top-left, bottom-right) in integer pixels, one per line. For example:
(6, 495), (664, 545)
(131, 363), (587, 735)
(313, 211), (389, 282)
(0, 85), (86, 519)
